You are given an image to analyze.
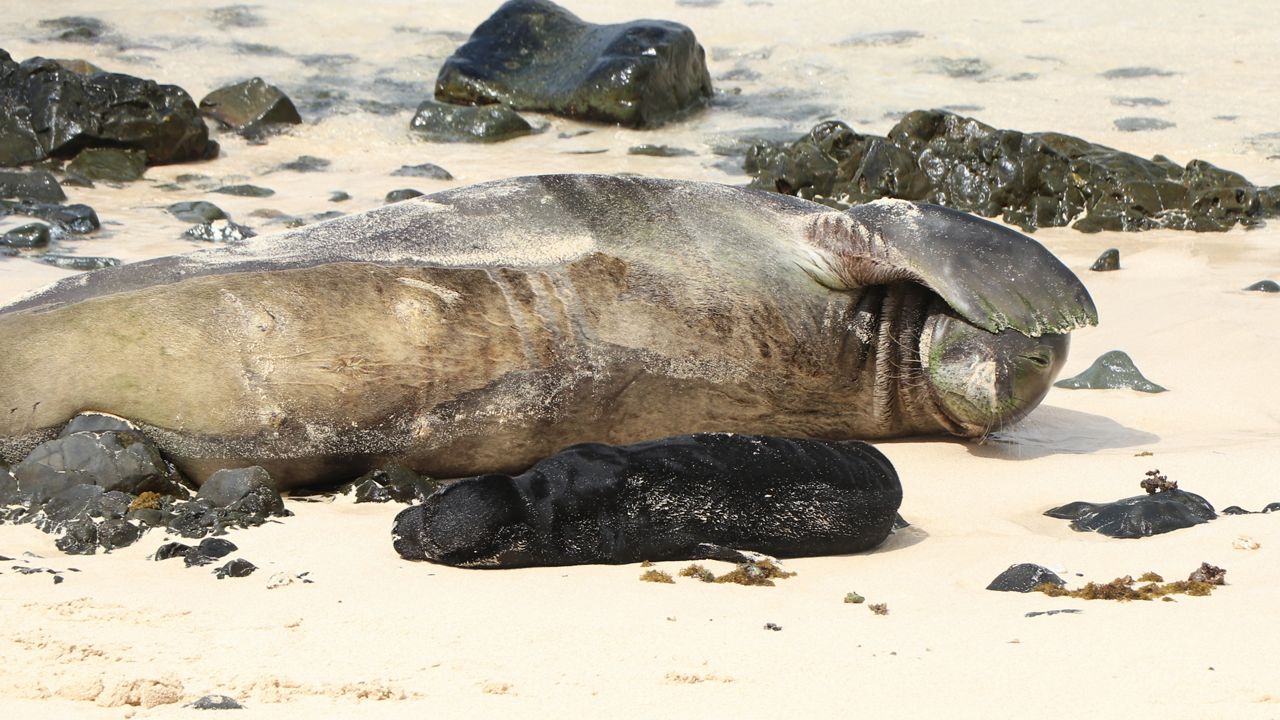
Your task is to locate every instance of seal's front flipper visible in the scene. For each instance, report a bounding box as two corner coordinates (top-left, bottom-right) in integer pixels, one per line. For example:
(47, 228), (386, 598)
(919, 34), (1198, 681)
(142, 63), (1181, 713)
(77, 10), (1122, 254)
(690, 543), (777, 565)
(799, 200), (1098, 337)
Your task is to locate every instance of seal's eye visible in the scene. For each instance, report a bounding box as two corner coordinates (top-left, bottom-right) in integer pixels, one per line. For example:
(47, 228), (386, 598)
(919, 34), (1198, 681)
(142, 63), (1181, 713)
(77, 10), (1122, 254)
(1022, 352), (1052, 369)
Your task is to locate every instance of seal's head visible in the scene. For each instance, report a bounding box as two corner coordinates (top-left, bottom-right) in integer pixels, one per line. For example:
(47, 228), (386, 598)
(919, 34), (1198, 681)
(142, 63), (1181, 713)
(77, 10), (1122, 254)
(392, 476), (533, 567)
(921, 314), (1069, 436)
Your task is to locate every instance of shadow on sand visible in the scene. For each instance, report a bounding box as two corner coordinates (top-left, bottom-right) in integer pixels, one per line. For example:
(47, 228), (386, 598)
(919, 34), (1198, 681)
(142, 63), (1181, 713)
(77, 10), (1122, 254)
(967, 404), (1159, 460)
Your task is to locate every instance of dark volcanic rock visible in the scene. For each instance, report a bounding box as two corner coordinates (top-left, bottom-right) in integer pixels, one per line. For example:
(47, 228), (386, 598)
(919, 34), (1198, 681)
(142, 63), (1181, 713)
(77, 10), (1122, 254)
(153, 541), (193, 561)
(328, 191), (351, 202)
(385, 188), (424, 203)
(198, 466), (285, 516)
(214, 558), (257, 579)
(13, 430), (185, 503)
(391, 163), (454, 180)
(97, 518), (142, 550)
(184, 537), (238, 567)
(0, 51), (215, 166)
(1, 223), (51, 248)
(1090, 248), (1120, 271)
(184, 219), (255, 243)
(198, 78), (302, 137)
(345, 464), (439, 504)
(188, 694), (244, 710)
(987, 563), (1066, 592)
(1244, 280), (1279, 292)
(409, 99), (533, 143)
(1045, 489), (1216, 538)
(0, 168), (66, 201)
(0, 201), (100, 234)
(1054, 350), (1166, 392)
(167, 200), (228, 223)
(745, 110), (1280, 232)
(394, 433), (901, 568)
(55, 518), (99, 554)
(276, 155), (329, 173)
(435, 0), (713, 128)
(212, 184), (274, 197)
(38, 254), (119, 271)
(66, 147), (147, 182)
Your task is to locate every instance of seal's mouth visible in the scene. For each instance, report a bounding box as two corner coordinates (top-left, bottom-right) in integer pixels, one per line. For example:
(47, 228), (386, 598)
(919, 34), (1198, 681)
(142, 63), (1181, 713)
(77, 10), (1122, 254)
(920, 314), (1069, 437)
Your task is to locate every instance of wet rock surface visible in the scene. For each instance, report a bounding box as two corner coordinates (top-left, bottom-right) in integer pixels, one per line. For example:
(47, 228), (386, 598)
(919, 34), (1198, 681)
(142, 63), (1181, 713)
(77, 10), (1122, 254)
(409, 99), (533, 143)
(392, 163), (454, 180)
(37, 254), (119, 271)
(0, 168), (66, 202)
(0, 50), (216, 166)
(1054, 350), (1166, 392)
(184, 219), (255, 243)
(1243, 280), (1279, 292)
(435, 0), (713, 128)
(167, 200), (228, 223)
(198, 77), (302, 138)
(214, 558), (257, 579)
(1, 414), (291, 555)
(1, 200), (100, 234)
(745, 110), (1280, 232)
(1045, 488), (1216, 538)
(66, 147), (147, 182)
(1090, 248), (1120, 271)
(986, 563), (1066, 592)
(384, 188), (424, 203)
(1, 222), (51, 248)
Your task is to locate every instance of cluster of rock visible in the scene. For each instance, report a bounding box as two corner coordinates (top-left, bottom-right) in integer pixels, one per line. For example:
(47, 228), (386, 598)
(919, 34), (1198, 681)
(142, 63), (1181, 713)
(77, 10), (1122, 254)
(745, 110), (1280, 232)
(0, 413), (290, 556)
(411, 0), (713, 142)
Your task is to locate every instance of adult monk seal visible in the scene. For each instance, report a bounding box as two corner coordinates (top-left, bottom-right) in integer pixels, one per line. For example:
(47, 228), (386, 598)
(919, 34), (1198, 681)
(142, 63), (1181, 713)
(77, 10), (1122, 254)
(0, 174), (1096, 488)
(392, 433), (903, 568)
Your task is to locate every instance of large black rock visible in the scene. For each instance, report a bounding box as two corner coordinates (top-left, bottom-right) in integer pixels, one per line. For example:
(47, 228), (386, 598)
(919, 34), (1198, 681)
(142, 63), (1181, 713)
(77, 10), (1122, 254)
(0, 50), (215, 166)
(435, 0), (713, 128)
(394, 433), (902, 568)
(198, 77), (302, 137)
(1045, 489), (1216, 538)
(13, 429), (185, 503)
(746, 110), (1280, 232)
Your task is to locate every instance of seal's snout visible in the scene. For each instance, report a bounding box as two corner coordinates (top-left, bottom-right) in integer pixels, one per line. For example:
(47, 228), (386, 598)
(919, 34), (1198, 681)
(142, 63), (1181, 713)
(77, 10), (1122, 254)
(922, 315), (1069, 435)
(392, 475), (530, 567)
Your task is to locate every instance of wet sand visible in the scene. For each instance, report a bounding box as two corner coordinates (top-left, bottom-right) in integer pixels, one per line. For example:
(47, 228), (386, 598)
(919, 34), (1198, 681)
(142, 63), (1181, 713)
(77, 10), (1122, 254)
(2, 1), (1279, 717)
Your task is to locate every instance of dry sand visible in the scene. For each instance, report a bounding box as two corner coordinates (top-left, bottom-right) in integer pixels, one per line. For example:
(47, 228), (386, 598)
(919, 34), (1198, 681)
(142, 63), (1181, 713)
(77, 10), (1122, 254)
(2, 1), (1279, 717)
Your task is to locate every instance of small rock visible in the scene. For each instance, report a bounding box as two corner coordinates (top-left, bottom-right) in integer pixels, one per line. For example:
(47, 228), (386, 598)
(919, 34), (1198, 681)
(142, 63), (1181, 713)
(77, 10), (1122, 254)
(166, 201), (228, 223)
(66, 147), (148, 182)
(409, 99), (533, 143)
(986, 563), (1067, 592)
(1090, 248), (1120, 271)
(328, 191), (351, 202)
(97, 519), (142, 551)
(391, 163), (454, 180)
(1045, 488), (1216, 538)
(188, 694), (244, 710)
(628, 144), (696, 157)
(1, 223), (51, 248)
(1188, 562), (1226, 585)
(1053, 350), (1166, 392)
(1114, 117), (1176, 132)
(54, 519), (99, 555)
(276, 155), (330, 173)
(214, 558), (258, 579)
(153, 542), (193, 561)
(763, 622), (782, 631)
(197, 466), (284, 515)
(1243, 280), (1279, 292)
(199, 78), (302, 137)
(184, 219), (255, 243)
(0, 169), (66, 202)
(212, 184), (274, 197)
(385, 188), (424, 203)
(184, 537), (238, 567)
(39, 254), (120, 271)
(1232, 536), (1260, 550)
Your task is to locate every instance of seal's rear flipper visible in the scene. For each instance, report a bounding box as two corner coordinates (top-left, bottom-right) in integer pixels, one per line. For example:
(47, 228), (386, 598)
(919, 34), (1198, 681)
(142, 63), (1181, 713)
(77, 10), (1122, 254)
(799, 200), (1098, 337)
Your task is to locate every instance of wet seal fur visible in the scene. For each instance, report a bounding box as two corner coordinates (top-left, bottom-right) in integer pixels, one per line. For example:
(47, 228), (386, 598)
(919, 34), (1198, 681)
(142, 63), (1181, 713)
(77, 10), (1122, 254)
(392, 433), (903, 568)
(0, 174), (1097, 488)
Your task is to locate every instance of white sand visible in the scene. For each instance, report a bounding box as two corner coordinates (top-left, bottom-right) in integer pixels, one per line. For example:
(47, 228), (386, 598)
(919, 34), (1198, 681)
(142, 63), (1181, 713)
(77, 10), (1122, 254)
(2, 1), (1279, 717)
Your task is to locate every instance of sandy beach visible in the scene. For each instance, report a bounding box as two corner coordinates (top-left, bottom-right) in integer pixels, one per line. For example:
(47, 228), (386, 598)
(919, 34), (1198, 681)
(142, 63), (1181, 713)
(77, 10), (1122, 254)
(2, 1), (1279, 717)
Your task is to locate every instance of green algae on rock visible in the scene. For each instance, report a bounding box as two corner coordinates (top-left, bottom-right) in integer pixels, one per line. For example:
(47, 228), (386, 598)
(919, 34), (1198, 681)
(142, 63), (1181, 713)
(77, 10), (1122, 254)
(409, 99), (533, 143)
(745, 110), (1280, 232)
(66, 147), (147, 182)
(1054, 350), (1166, 392)
(435, 0), (713, 128)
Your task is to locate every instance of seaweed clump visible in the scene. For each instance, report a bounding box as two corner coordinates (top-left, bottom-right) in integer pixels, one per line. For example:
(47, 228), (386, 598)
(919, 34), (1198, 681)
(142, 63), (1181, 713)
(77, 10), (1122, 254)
(640, 568), (675, 583)
(745, 110), (1280, 232)
(679, 563), (716, 582)
(868, 603), (889, 615)
(1140, 469), (1177, 494)
(1034, 564), (1225, 601)
(713, 558), (796, 587)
